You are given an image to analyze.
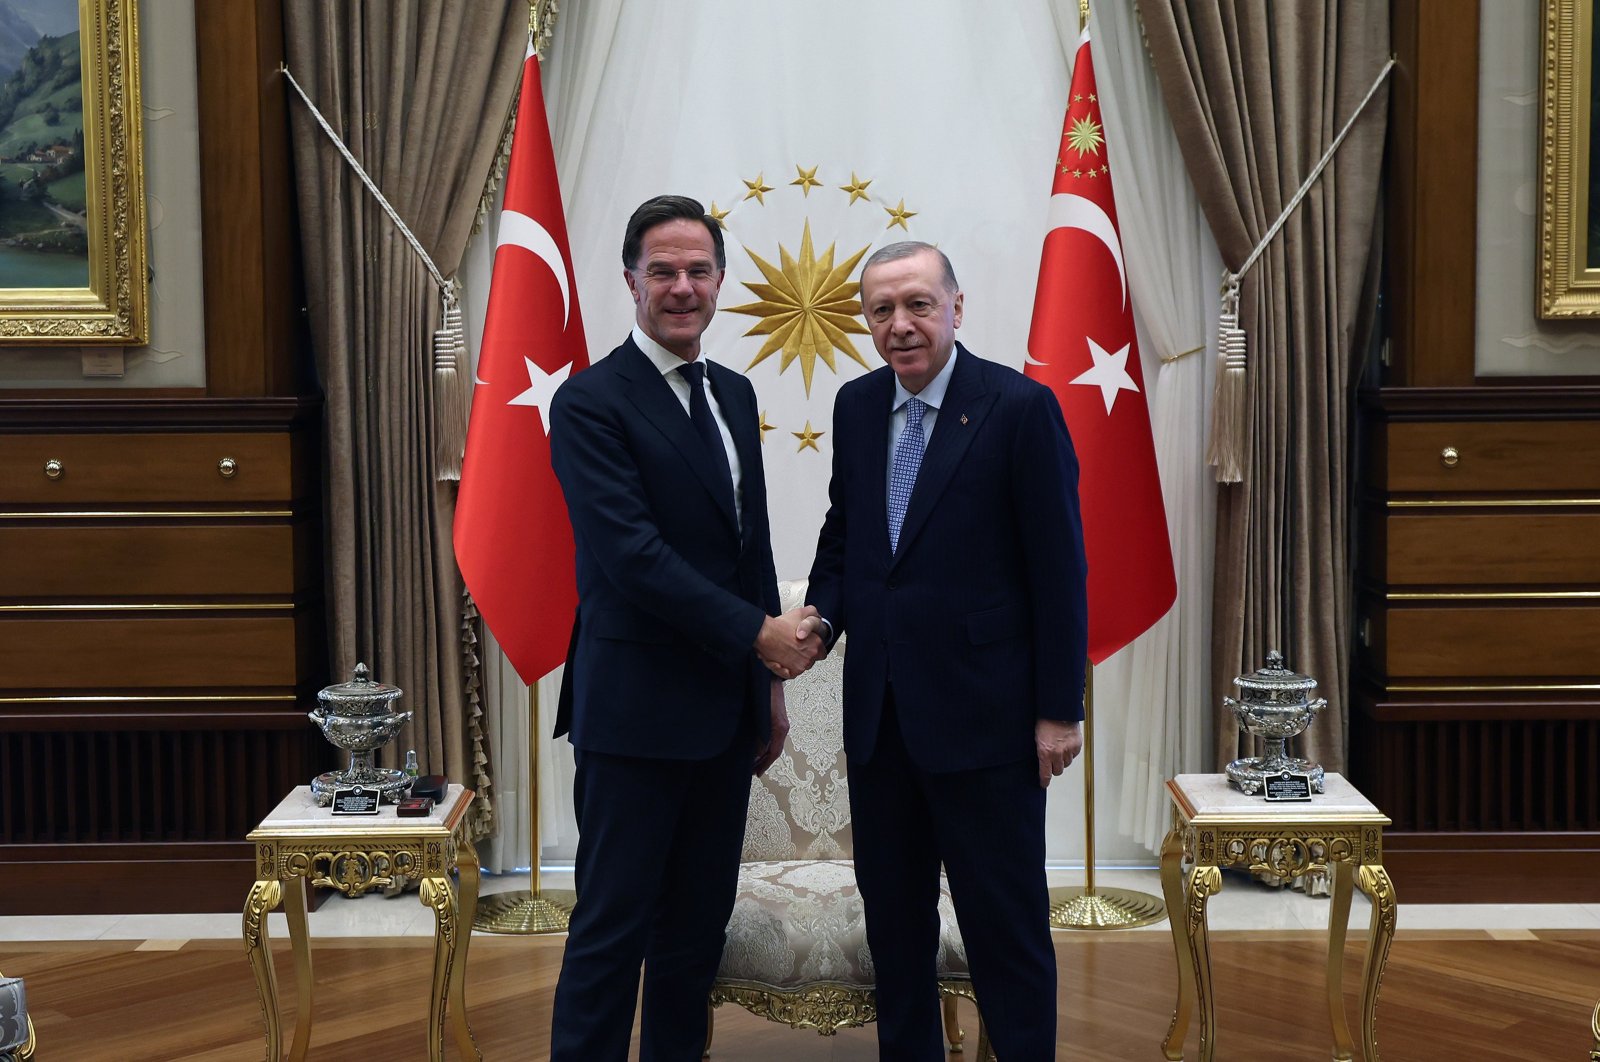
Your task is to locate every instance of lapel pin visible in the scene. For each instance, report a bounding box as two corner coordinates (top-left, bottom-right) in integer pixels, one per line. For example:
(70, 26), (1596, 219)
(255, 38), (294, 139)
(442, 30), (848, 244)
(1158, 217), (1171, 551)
(960, 413), (969, 425)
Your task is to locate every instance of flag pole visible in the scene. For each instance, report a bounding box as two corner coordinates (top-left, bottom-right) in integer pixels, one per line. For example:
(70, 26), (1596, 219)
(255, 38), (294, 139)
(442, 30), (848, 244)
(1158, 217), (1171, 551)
(1048, 663), (1166, 930)
(474, 681), (576, 933)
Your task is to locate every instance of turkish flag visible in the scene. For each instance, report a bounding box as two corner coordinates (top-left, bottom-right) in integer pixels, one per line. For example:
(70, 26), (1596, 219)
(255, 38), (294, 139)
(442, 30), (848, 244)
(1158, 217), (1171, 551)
(1025, 29), (1175, 664)
(454, 41), (589, 684)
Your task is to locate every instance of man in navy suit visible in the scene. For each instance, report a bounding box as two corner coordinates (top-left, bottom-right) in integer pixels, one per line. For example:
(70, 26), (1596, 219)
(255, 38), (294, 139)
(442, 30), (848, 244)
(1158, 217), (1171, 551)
(547, 195), (822, 1062)
(806, 242), (1089, 1061)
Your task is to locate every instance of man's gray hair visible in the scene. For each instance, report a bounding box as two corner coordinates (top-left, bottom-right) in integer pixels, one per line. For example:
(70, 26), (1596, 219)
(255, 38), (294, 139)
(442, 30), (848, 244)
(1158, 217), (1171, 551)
(861, 241), (959, 293)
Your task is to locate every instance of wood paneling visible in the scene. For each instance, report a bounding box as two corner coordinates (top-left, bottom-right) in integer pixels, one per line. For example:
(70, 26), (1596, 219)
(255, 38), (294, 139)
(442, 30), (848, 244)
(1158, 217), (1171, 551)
(1387, 0), (1480, 388)
(0, 523), (303, 597)
(0, 432), (295, 504)
(1385, 511), (1600, 585)
(1385, 420), (1600, 492)
(0, 615), (300, 689)
(193, 0), (298, 397)
(1380, 605), (1600, 677)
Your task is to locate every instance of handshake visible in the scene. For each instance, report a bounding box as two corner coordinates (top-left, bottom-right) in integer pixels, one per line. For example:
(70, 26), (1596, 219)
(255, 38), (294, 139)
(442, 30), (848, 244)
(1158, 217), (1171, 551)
(755, 605), (828, 680)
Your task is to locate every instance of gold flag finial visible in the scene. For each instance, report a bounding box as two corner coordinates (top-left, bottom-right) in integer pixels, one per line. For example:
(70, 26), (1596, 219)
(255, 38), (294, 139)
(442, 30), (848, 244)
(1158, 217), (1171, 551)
(1079, 0), (1089, 32)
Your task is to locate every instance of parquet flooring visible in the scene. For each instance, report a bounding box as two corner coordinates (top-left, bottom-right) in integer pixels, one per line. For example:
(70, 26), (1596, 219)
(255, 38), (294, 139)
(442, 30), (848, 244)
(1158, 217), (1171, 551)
(4, 929), (1597, 1059)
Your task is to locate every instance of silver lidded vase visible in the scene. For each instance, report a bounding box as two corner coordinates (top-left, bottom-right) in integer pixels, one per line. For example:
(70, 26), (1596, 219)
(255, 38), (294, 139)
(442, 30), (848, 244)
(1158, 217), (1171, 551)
(309, 663), (414, 806)
(1223, 650), (1327, 795)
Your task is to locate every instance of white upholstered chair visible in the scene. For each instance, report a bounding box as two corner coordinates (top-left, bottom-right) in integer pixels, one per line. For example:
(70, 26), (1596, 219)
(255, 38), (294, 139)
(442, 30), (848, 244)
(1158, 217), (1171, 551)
(706, 581), (992, 1058)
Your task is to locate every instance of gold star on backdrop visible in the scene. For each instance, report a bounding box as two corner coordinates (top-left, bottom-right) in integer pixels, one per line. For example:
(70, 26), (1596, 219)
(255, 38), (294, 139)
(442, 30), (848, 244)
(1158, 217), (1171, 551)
(884, 199), (917, 230)
(708, 201), (731, 227)
(1065, 115), (1104, 159)
(793, 421), (825, 452)
(791, 165), (821, 196)
(743, 173), (774, 204)
(758, 411), (776, 442)
(840, 172), (873, 205)
(725, 220), (872, 395)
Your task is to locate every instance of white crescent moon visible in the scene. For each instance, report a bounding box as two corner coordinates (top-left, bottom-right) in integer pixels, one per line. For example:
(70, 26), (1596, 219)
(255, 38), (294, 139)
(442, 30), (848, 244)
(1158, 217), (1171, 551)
(1044, 192), (1127, 308)
(497, 209), (571, 330)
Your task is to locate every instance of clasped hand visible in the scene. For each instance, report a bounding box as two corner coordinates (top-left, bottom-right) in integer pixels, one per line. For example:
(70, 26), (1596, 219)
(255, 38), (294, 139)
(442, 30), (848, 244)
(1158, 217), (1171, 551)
(756, 605), (826, 679)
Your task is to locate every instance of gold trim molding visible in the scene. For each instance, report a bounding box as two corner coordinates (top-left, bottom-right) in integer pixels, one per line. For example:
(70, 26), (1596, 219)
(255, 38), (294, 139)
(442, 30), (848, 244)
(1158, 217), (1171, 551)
(0, 510), (295, 519)
(0, 602), (294, 612)
(0, 0), (148, 342)
(1387, 498), (1600, 508)
(1538, 0), (1600, 316)
(1386, 590), (1600, 600)
(1387, 681), (1600, 692)
(0, 693), (295, 704)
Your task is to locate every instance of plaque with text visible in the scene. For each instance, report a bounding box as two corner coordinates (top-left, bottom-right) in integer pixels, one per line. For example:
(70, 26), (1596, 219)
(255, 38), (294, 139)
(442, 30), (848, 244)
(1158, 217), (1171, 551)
(331, 786), (383, 815)
(1263, 772), (1314, 803)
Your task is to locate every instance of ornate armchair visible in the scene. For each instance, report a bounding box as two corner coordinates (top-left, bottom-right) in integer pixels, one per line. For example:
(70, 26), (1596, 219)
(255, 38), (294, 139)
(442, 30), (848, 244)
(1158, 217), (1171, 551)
(707, 581), (991, 1058)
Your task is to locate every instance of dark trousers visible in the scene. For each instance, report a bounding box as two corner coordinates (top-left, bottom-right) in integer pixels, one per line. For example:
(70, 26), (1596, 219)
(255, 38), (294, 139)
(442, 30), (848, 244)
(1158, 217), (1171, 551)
(851, 693), (1057, 1061)
(549, 728), (753, 1062)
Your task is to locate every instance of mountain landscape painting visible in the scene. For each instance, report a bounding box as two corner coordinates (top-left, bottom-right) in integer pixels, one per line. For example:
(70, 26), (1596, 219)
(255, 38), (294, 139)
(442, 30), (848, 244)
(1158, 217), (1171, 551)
(0, 0), (85, 288)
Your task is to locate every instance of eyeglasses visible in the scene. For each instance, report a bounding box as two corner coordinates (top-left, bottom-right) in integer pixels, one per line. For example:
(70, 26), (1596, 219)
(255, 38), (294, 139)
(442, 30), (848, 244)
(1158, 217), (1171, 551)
(635, 265), (720, 286)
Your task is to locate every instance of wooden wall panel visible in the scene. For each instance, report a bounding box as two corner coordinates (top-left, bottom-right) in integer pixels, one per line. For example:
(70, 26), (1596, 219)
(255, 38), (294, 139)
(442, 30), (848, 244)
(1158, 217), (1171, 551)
(1386, 512), (1600, 585)
(0, 524), (302, 598)
(1386, 421), (1600, 492)
(0, 615), (300, 689)
(0, 432), (294, 503)
(1382, 605), (1600, 677)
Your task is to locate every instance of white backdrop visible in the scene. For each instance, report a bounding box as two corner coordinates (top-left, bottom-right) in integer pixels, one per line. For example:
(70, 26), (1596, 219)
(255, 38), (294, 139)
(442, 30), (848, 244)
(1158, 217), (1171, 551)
(467, 0), (1218, 871)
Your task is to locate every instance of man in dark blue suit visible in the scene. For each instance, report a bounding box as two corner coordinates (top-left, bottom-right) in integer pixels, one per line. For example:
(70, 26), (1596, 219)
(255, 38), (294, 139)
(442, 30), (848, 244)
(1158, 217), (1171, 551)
(547, 195), (823, 1062)
(806, 242), (1089, 1061)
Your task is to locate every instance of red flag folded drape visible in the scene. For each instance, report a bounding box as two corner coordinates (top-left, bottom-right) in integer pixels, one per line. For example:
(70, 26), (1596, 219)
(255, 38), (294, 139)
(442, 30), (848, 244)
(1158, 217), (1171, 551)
(1025, 29), (1175, 664)
(454, 42), (589, 684)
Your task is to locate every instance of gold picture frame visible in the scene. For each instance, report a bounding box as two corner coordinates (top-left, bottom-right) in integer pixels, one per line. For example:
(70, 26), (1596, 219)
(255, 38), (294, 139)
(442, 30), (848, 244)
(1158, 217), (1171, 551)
(0, 0), (147, 343)
(1539, 0), (1600, 317)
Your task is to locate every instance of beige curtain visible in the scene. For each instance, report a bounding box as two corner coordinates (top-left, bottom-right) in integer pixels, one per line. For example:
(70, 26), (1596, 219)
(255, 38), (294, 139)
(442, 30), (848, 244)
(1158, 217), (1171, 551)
(284, 2), (526, 834)
(1136, 2), (1389, 772)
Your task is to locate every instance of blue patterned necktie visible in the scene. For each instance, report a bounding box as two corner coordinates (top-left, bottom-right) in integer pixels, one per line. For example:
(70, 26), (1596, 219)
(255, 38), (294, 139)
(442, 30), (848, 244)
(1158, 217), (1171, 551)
(677, 361), (736, 514)
(888, 396), (926, 554)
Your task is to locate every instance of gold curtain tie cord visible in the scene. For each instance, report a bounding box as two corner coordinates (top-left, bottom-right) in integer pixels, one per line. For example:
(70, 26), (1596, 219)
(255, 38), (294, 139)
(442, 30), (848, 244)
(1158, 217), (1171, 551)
(278, 61), (470, 481)
(277, 64), (453, 302)
(1160, 343), (1205, 364)
(1222, 56), (1396, 294)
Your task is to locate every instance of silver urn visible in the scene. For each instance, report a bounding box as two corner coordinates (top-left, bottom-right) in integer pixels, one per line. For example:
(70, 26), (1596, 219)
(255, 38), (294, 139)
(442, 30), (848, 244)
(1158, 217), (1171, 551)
(1223, 651), (1327, 795)
(309, 663), (414, 806)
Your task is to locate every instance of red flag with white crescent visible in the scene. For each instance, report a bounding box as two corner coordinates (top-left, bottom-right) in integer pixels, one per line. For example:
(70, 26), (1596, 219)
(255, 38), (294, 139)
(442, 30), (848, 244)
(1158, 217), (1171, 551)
(455, 40), (589, 684)
(1025, 29), (1175, 664)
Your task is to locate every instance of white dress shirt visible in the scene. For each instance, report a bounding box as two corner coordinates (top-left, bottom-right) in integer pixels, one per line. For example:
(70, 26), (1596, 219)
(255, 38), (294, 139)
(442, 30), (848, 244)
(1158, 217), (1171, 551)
(633, 325), (744, 527)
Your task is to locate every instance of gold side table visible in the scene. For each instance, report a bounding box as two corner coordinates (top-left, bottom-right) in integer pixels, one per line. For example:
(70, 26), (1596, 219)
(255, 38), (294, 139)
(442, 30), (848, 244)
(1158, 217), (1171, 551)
(244, 785), (480, 1062)
(1160, 773), (1395, 1062)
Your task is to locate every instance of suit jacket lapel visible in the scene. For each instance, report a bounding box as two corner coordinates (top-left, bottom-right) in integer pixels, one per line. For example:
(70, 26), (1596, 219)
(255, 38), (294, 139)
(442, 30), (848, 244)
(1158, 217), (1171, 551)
(618, 340), (739, 535)
(892, 345), (995, 566)
(707, 361), (758, 545)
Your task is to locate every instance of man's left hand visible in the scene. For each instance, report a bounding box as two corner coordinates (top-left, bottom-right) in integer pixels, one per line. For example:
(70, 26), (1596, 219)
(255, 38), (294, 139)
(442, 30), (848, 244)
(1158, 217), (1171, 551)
(754, 680), (791, 776)
(1036, 719), (1083, 788)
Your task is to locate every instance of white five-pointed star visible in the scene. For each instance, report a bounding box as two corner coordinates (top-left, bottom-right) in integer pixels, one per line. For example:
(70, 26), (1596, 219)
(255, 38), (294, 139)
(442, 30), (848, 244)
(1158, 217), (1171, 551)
(1069, 337), (1139, 414)
(507, 355), (571, 434)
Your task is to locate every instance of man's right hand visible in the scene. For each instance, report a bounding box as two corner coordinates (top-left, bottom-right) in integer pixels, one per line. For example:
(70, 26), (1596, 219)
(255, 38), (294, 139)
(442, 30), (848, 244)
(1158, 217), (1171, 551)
(756, 606), (824, 678)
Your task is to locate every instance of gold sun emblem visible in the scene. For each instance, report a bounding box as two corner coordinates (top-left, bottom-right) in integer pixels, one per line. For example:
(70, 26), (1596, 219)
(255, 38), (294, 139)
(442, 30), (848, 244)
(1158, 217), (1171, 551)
(725, 221), (872, 395)
(1065, 115), (1104, 159)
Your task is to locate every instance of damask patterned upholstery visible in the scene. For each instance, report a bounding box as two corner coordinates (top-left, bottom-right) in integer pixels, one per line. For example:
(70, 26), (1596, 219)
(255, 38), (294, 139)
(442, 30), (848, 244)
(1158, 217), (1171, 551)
(714, 581), (972, 994)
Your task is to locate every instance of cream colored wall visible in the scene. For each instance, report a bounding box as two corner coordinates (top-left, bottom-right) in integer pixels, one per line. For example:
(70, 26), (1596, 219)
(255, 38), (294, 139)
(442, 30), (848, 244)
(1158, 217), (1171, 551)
(1476, 0), (1600, 376)
(0, 0), (206, 389)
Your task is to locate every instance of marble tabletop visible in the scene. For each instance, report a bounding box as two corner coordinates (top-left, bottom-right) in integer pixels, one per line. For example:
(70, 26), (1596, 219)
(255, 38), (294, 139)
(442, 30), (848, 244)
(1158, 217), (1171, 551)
(1170, 773), (1387, 821)
(253, 784), (468, 831)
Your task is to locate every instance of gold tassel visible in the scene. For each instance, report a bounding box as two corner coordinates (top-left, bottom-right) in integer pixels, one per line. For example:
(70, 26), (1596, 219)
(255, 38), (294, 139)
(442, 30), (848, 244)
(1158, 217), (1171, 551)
(433, 282), (469, 482)
(1206, 277), (1247, 484)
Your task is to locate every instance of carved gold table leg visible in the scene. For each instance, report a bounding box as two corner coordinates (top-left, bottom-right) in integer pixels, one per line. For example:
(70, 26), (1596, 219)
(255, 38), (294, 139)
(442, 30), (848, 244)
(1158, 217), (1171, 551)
(451, 842), (483, 1061)
(941, 993), (965, 1052)
(420, 875), (459, 1062)
(1185, 865), (1221, 1062)
(1326, 858), (1356, 1061)
(1591, 995), (1600, 1062)
(283, 875), (314, 1062)
(1159, 827), (1193, 1061)
(1355, 864), (1396, 1062)
(244, 879), (284, 1061)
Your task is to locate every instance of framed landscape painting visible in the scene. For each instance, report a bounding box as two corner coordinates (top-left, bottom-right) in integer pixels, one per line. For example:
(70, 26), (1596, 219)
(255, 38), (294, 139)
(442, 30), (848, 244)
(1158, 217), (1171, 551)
(0, 0), (146, 342)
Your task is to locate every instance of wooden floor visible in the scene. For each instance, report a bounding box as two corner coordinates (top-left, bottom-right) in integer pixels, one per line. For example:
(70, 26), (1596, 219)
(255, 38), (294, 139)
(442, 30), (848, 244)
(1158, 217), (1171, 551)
(5, 929), (1598, 1060)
